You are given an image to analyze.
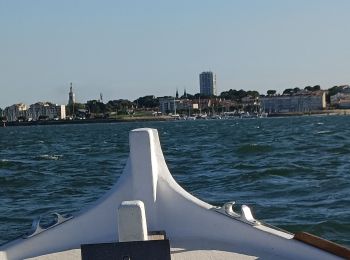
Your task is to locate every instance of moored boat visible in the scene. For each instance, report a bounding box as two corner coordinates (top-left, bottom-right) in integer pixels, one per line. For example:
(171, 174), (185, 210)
(0, 128), (349, 259)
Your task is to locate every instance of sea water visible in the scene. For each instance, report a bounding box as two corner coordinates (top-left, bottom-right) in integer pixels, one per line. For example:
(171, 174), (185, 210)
(0, 116), (349, 246)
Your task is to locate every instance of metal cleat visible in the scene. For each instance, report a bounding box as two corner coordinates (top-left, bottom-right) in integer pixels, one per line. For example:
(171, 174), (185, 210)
(24, 212), (73, 238)
(223, 201), (237, 216)
(240, 205), (260, 225)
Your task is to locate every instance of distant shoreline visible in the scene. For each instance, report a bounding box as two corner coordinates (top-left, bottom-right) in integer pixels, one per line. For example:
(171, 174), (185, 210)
(268, 109), (350, 117)
(2, 116), (172, 127)
(2, 109), (350, 127)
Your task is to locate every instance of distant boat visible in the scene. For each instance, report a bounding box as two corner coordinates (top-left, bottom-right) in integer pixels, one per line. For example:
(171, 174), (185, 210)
(0, 128), (348, 259)
(170, 114), (180, 120)
(196, 113), (207, 119)
(185, 116), (196, 120)
(210, 115), (222, 119)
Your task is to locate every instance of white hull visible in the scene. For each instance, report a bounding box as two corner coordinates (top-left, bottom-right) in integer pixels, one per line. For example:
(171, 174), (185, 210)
(0, 128), (347, 259)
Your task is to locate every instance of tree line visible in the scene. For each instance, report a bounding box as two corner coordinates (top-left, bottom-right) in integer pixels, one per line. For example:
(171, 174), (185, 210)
(123, 85), (324, 111)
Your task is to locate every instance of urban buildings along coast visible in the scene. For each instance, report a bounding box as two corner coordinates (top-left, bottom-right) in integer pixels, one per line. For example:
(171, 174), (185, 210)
(260, 90), (326, 113)
(2, 77), (350, 123)
(3, 102), (66, 122)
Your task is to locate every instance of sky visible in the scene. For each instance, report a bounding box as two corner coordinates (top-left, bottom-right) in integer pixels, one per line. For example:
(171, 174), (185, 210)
(1, 0), (350, 108)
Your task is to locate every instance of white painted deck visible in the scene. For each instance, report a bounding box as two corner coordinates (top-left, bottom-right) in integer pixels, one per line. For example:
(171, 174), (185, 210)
(23, 236), (341, 260)
(25, 244), (259, 260)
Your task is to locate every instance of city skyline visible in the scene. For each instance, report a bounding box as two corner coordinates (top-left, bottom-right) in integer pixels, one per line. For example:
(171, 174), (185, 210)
(2, 1), (350, 108)
(0, 79), (349, 111)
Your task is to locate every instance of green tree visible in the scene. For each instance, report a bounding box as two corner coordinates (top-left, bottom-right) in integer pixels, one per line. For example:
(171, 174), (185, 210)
(305, 85), (321, 92)
(66, 103), (86, 116)
(194, 93), (210, 99)
(134, 96), (159, 108)
(283, 88), (294, 95)
(267, 90), (276, 96)
(326, 86), (342, 104)
(246, 90), (260, 98)
(328, 86), (341, 96)
(106, 99), (134, 114)
(293, 87), (300, 93)
(313, 85), (321, 91)
(219, 89), (252, 101)
(219, 90), (231, 99)
(86, 100), (106, 114)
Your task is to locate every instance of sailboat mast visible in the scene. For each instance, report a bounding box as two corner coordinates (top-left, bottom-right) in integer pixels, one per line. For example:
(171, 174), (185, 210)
(199, 96), (201, 115)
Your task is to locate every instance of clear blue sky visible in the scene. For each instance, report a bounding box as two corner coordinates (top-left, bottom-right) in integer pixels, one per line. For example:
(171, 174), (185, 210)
(1, 0), (350, 108)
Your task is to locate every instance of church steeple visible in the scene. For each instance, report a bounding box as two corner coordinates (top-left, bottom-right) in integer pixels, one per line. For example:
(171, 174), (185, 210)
(176, 89), (179, 99)
(68, 82), (76, 106)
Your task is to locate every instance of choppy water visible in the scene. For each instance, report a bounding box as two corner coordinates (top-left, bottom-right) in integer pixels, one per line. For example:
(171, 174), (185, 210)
(0, 116), (349, 247)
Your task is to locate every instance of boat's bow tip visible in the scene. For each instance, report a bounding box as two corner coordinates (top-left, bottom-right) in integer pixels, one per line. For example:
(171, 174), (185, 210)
(129, 128), (159, 139)
(128, 128), (163, 203)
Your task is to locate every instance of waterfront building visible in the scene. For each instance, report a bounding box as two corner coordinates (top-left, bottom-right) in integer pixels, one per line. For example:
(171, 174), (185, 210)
(220, 99), (238, 112)
(192, 98), (211, 112)
(241, 96), (259, 106)
(193, 97), (236, 113)
(68, 83), (76, 105)
(159, 97), (199, 114)
(260, 91), (326, 113)
(158, 96), (237, 115)
(28, 102), (66, 121)
(330, 85), (350, 108)
(199, 71), (217, 96)
(176, 99), (193, 113)
(3, 103), (28, 122)
(159, 97), (180, 114)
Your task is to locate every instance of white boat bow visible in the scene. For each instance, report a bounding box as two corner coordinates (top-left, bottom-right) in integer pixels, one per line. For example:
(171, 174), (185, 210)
(0, 128), (348, 259)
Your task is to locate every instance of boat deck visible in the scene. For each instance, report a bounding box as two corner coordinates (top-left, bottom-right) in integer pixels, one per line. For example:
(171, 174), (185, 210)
(24, 240), (261, 260)
(24, 237), (341, 260)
